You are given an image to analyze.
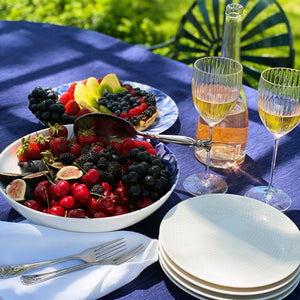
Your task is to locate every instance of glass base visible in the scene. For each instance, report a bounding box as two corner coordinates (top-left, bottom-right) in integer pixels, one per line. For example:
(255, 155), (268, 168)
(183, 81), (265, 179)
(183, 173), (228, 196)
(245, 186), (292, 212)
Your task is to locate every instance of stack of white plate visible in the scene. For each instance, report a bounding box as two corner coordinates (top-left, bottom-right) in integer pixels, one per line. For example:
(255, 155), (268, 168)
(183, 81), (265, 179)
(158, 194), (300, 300)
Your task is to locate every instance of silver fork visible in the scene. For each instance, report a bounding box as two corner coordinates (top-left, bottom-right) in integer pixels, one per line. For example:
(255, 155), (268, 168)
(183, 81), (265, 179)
(20, 243), (145, 285)
(0, 238), (125, 279)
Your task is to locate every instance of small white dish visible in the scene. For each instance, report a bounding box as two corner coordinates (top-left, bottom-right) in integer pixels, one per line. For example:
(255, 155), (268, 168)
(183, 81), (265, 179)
(159, 194), (300, 289)
(159, 243), (300, 300)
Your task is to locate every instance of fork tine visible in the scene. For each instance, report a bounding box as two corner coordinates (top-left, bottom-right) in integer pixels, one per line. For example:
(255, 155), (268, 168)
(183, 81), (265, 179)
(93, 238), (125, 252)
(108, 244), (145, 265)
(94, 243), (127, 261)
(93, 239), (125, 256)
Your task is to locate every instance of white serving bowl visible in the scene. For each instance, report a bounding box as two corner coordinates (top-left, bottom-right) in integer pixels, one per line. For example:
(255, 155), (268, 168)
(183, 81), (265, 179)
(0, 125), (179, 232)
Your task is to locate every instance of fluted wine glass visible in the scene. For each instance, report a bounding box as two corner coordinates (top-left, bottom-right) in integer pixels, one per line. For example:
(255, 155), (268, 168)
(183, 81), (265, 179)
(183, 57), (243, 195)
(245, 68), (300, 211)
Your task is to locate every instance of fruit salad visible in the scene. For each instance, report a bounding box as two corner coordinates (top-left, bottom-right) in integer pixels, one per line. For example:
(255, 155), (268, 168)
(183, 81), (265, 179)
(1, 123), (172, 219)
(28, 74), (158, 130)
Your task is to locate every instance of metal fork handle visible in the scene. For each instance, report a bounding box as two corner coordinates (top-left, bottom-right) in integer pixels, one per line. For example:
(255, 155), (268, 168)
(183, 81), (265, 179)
(21, 244), (144, 285)
(0, 254), (81, 279)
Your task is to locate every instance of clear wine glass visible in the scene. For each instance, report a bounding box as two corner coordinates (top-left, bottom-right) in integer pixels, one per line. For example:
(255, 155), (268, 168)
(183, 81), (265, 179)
(183, 57), (243, 195)
(245, 67), (300, 211)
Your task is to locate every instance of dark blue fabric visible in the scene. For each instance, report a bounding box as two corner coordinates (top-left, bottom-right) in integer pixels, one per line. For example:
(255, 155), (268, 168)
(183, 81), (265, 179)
(0, 21), (299, 299)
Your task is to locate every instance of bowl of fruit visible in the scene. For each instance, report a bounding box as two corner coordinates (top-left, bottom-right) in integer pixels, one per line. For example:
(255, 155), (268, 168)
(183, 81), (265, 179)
(0, 122), (179, 232)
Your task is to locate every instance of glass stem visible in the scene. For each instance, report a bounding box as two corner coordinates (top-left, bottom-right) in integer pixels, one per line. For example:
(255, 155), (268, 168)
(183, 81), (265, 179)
(266, 137), (279, 199)
(204, 126), (213, 180)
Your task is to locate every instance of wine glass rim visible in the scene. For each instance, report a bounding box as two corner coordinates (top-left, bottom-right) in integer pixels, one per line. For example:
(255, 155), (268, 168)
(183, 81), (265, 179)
(260, 67), (300, 88)
(193, 56), (243, 76)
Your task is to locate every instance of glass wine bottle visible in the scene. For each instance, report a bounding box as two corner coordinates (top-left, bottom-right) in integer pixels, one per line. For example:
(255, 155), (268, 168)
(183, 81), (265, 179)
(194, 3), (248, 168)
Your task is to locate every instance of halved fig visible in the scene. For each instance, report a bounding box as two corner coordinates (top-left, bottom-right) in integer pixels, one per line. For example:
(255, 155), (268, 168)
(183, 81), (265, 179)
(0, 172), (23, 185)
(56, 166), (83, 181)
(6, 179), (27, 201)
(47, 161), (66, 170)
(23, 171), (50, 184)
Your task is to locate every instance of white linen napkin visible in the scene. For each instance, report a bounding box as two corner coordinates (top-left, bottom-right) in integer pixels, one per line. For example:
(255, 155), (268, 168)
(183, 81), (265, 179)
(0, 221), (158, 300)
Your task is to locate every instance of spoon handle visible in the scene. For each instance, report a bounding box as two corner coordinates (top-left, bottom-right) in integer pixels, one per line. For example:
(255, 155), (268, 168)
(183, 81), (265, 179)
(141, 133), (211, 151)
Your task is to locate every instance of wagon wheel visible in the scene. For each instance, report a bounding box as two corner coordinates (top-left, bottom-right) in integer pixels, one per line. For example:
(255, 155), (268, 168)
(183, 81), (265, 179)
(150, 0), (295, 88)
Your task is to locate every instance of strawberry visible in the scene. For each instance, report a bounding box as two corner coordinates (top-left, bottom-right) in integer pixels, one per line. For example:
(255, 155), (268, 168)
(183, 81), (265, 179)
(16, 136), (41, 162)
(33, 133), (50, 152)
(49, 137), (69, 157)
(59, 92), (71, 106)
(76, 108), (91, 118)
(68, 142), (82, 157)
(66, 82), (77, 98)
(90, 143), (104, 153)
(48, 123), (68, 139)
(77, 128), (96, 146)
(65, 100), (80, 116)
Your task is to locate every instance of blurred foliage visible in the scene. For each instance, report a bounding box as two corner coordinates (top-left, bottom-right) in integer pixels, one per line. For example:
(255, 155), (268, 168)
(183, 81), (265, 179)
(0, 0), (299, 69)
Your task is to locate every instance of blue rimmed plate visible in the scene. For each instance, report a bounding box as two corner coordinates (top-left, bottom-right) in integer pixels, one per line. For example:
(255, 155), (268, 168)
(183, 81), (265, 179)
(55, 80), (178, 134)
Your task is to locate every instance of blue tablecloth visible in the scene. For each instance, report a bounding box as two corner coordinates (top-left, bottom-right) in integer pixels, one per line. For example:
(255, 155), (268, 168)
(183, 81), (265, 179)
(0, 21), (299, 299)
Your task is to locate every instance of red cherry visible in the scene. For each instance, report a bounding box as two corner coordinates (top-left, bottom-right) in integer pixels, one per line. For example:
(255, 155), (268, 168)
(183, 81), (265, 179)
(67, 208), (86, 218)
(52, 180), (70, 199)
(73, 184), (91, 204)
(136, 198), (153, 209)
(114, 186), (127, 197)
(50, 199), (60, 207)
(82, 169), (100, 186)
(49, 205), (65, 216)
(70, 182), (80, 195)
(96, 197), (115, 215)
(113, 205), (129, 216)
(33, 184), (51, 203)
(103, 190), (112, 197)
(59, 195), (76, 210)
(87, 197), (98, 214)
(42, 207), (51, 214)
(24, 200), (41, 211)
(101, 182), (113, 192)
(93, 211), (109, 218)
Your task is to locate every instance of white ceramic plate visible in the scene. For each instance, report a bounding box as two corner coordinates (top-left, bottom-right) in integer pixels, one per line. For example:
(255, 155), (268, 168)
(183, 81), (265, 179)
(159, 194), (300, 289)
(159, 242), (300, 296)
(0, 126), (179, 232)
(159, 243), (300, 299)
(55, 80), (178, 134)
(159, 244), (300, 300)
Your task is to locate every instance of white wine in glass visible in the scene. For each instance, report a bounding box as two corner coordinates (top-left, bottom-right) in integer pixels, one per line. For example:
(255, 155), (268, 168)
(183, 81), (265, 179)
(183, 57), (243, 195)
(245, 68), (300, 211)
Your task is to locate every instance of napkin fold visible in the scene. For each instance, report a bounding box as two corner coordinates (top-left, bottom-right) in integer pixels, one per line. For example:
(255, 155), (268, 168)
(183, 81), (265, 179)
(0, 221), (158, 300)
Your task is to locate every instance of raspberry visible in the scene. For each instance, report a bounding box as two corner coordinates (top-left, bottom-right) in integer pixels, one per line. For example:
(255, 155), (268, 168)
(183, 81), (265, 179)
(146, 148), (157, 155)
(122, 138), (136, 150)
(65, 100), (80, 116)
(120, 112), (128, 119)
(128, 108), (139, 118)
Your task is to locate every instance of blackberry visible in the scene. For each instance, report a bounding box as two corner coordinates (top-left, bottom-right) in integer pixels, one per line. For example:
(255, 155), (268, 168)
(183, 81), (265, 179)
(59, 153), (76, 165)
(81, 145), (90, 155)
(82, 162), (96, 172)
(100, 171), (115, 185)
(130, 116), (141, 126)
(90, 184), (103, 196)
(108, 162), (122, 179)
(84, 150), (99, 164)
(97, 157), (109, 171)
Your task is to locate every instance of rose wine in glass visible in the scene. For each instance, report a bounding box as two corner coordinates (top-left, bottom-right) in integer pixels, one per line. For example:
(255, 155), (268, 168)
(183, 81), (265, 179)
(183, 57), (243, 195)
(245, 68), (300, 211)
